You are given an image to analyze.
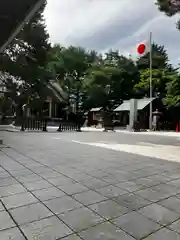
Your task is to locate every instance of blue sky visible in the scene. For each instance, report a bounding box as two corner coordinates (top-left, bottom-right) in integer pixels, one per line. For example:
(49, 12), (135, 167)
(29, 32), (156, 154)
(44, 0), (180, 65)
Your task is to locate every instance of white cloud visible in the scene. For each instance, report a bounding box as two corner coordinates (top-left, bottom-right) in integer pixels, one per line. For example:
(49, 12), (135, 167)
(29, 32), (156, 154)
(44, 0), (157, 44)
(44, 0), (180, 64)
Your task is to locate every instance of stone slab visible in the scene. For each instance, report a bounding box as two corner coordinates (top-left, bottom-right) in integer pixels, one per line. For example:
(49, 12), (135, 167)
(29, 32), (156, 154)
(20, 216), (73, 240)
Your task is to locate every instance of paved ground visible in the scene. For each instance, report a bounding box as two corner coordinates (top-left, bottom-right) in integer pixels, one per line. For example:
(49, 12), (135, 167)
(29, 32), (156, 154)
(1, 131), (180, 239)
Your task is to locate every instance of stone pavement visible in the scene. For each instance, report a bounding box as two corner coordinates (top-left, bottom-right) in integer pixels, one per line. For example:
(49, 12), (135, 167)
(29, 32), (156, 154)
(1, 133), (180, 239)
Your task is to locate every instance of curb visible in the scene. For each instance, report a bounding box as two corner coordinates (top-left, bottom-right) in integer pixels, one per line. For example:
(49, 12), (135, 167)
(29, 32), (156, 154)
(2, 126), (180, 138)
(5, 129), (21, 132)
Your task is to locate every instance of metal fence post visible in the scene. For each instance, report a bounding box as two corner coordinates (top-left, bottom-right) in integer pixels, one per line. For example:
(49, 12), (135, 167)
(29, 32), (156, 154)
(57, 123), (62, 132)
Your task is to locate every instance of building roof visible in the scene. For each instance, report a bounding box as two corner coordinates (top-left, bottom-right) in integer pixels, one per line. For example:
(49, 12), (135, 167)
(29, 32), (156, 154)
(114, 100), (130, 111)
(90, 107), (103, 112)
(47, 81), (68, 103)
(0, 0), (45, 52)
(114, 98), (155, 111)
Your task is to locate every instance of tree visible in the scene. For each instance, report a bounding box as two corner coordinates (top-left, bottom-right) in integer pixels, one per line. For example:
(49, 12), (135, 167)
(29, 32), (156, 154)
(156, 0), (180, 29)
(0, 2), (50, 114)
(136, 43), (170, 70)
(163, 71), (180, 127)
(156, 0), (180, 15)
(135, 43), (177, 99)
(47, 45), (100, 113)
(103, 51), (139, 103)
(83, 51), (139, 110)
(164, 73), (180, 107)
(134, 68), (177, 98)
(82, 69), (109, 110)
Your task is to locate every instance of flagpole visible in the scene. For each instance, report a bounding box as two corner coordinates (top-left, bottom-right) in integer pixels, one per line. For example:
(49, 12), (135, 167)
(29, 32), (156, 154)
(149, 32), (153, 130)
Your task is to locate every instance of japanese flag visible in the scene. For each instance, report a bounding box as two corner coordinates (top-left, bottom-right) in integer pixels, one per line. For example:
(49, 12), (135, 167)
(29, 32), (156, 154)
(136, 40), (150, 56)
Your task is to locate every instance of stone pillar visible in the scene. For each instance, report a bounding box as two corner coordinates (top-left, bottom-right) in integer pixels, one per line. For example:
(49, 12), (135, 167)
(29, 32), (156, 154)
(128, 98), (137, 131)
(27, 108), (30, 117)
(49, 99), (52, 118)
(54, 103), (57, 117)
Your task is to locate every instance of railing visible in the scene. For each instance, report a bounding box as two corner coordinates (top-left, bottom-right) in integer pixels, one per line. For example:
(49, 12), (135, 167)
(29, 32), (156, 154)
(21, 117), (48, 132)
(20, 117), (82, 132)
(57, 122), (81, 132)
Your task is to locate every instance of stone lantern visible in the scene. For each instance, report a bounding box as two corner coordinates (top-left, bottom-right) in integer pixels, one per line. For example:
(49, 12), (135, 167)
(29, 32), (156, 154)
(152, 109), (162, 131)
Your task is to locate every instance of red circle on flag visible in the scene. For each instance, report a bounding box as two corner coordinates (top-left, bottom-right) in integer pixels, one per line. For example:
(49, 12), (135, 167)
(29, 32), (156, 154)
(137, 43), (146, 54)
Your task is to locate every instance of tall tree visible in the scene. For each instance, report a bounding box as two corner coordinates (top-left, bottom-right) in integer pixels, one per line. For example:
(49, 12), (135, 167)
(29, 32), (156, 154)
(47, 45), (98, 112)
(0, 2), (50, 109)
(104, 52), (139, 102)
(83, 51), (139, 110)
(165, 72), (180, 107)
(135, 43), (176, 98)
(156, 0), (180, 29)
(134, 68), (177, 98)
(136, 43), (170, 70)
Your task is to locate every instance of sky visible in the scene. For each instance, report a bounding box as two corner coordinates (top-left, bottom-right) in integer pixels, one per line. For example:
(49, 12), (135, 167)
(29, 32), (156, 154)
(44, 0), (180, 65)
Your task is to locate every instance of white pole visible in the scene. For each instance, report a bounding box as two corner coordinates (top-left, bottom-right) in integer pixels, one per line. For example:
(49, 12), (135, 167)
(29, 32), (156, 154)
(149, 32), (153, 130)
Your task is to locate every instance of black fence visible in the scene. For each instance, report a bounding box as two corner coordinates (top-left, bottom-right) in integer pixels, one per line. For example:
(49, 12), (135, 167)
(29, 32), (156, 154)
(57, 122), (81, 132)
(21, 117), (48, 132)
(20, 117), (82, 132)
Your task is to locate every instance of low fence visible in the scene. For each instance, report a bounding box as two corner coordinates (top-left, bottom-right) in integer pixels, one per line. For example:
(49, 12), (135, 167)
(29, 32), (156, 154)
(57, 122), (81, 132)
(21, 117), (48, 131)
(20, 117), (82, 132)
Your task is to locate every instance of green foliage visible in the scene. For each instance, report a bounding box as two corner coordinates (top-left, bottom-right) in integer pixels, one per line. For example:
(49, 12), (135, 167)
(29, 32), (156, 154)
(135, 42), (179, 105)
(1, 2), (180, 115)
(135, 68), (177, 98)
(156, 0), (180, 29)
(82, 51), (139, 110)
(0, 3), (50, 109)
(164, 75), (180, 107)
(156, 0), (180, 16)
(47, 45), (96, 111)
(137, 43), (169, 70)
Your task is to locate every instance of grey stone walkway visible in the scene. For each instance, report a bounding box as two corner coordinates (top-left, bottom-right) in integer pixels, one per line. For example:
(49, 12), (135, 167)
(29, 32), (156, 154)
(1, 132), (180, 239)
